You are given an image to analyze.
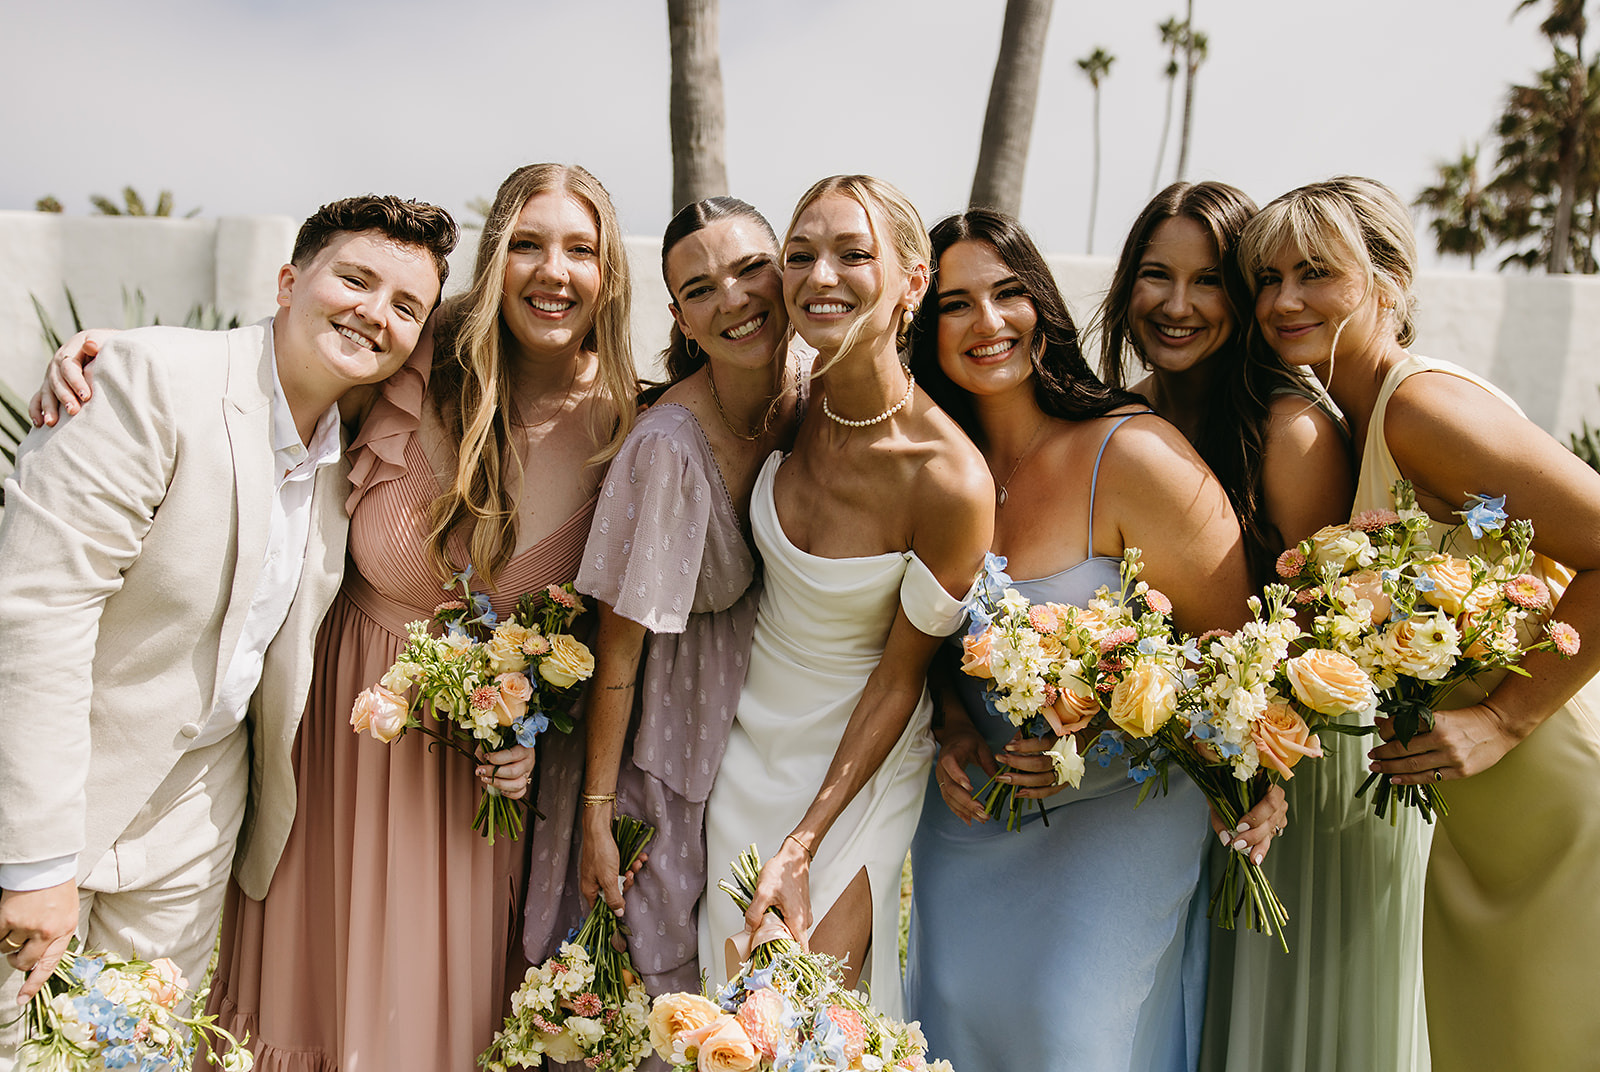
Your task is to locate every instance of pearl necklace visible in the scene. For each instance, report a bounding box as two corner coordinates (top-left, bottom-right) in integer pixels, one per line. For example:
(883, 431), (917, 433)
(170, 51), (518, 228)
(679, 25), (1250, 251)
(822, 370), (915, 428)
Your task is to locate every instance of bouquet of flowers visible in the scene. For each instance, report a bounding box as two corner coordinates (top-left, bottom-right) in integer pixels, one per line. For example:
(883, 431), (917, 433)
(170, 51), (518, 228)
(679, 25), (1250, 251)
(644, 847), (953, 1072)
(479, 815), (657, 1071)
(1174, 586), (1375, 947)
(350, 567), (595, 842)
(1276, 482), (1581, 822)
(15, 942), (253, 1071)
(958, 550), (1187, 830)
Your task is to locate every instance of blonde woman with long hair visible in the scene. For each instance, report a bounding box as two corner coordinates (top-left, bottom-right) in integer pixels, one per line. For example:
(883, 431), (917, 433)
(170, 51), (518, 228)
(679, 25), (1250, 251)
(698, 176), (993, 1014)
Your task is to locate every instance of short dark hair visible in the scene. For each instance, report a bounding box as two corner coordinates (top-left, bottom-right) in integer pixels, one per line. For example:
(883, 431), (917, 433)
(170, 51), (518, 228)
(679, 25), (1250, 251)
(291, 194), (458, 299)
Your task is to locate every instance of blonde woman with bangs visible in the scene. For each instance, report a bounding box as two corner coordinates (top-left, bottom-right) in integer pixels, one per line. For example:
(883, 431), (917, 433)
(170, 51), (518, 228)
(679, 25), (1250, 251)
(699, 175), (993, 1013)
(1239, 176), (1600, 1072)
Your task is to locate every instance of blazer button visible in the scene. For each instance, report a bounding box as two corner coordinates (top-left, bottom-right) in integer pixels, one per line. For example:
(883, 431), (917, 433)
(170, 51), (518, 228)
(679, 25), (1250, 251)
(179, 722), (202, 739)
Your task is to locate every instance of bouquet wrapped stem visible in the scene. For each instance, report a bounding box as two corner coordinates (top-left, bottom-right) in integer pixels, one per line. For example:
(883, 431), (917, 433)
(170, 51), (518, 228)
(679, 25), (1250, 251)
(1356, 679), (1450, 823)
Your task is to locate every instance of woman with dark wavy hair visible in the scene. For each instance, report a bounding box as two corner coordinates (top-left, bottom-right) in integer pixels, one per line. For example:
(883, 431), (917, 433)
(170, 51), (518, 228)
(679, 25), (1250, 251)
(904, 208), (1265, 1071)
(1097, 181), (1352, 586)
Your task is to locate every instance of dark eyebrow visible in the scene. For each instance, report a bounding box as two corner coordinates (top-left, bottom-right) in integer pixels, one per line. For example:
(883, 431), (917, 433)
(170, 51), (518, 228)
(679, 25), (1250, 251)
(676, 253), (772, 298)
(332, 259), (428, 310)
(937, 274), (1023, 301)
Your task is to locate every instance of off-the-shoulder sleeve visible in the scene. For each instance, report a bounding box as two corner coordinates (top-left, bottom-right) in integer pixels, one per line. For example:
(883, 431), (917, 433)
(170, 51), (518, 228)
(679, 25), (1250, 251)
(345, 324), (435, 514)
(900, 553), (973, 637)
(576, 414), (714, 633)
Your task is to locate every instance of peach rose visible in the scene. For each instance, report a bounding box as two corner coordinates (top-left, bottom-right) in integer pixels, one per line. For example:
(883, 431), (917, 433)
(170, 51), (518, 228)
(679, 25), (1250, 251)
(735, 987), (790, 1060)
(1419, 555), (1483, 617)
(1376, 613), (1460, 680)
(960, 630), (995, 680)
(140, 958), (187, 1009)
(1250, 702), (1324, 778)
(1284, 649), (1374, 716)
(351, 685), (409, 743)
(697, 1017), (760, 1072)
(648, 993), (724, 1059)
(1044, 673), (1099, 735)
(1344, 569), (1391, 625)
(539, 634), (595, 689)
(1107, 662), (1178, 738)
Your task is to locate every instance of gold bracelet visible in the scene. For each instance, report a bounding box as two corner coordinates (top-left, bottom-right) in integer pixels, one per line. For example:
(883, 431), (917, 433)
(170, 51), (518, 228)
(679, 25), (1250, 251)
(580, 792), (618, 808)
(784, 832), (814, 862)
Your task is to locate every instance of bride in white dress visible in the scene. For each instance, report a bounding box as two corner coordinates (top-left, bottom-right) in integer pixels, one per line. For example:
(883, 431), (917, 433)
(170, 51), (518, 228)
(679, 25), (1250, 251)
(699, 175), (993, 1015)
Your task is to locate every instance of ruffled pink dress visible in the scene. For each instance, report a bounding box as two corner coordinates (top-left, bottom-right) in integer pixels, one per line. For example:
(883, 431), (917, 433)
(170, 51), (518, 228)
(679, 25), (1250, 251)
(207, 340), (595, 1071)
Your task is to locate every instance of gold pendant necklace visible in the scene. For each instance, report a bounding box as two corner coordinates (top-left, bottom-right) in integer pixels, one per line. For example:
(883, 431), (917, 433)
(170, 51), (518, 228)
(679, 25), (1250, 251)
(995, 419), (1049, 507)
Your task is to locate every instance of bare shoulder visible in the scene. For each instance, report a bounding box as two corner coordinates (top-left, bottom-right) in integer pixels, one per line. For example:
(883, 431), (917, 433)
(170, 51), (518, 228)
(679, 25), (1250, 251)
(1383, 367), (1528, 464)
(907, 402), (992, 513)
(1093, 409), (1208, 481)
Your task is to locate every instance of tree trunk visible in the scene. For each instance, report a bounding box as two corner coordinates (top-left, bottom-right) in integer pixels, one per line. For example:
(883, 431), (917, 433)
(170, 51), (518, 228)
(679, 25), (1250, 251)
(1549, 43), (1585, 272)
(668, 0), (728, 212)
(1176, 0), (1196, 179)
(1088, 87), (1102, 253)
(1152, 69), (1177, 195)
(969, 0), (1055, 215)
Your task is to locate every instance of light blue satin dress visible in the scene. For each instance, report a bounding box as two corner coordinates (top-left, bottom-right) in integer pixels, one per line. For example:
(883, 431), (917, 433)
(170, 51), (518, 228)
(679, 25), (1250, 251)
(905, 414), (1211, 1071)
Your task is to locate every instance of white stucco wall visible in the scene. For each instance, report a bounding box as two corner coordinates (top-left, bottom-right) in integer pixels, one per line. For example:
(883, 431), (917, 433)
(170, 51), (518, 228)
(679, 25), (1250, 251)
(3, 212), (1598, 448)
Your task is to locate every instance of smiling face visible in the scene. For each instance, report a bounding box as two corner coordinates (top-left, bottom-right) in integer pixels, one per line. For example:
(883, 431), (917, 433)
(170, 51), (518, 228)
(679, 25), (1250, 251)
(274, 228), (440, 396)
(934, 240), (1038, 400)
(1253, 242), (1385, 369)
(666, 216), (787, 373)
(782, 193), (919, 354)
(499, 190), (603, 362)
(1128, 216), (1235, 376)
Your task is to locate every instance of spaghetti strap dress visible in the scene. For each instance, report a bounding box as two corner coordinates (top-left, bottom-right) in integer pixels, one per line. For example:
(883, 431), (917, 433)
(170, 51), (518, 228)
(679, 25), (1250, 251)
(207, 340), (595, 1071)
(699, 451), (969, 1018)
(1355, 354), (1600, 1072)
(906, 413), (1210, 1072)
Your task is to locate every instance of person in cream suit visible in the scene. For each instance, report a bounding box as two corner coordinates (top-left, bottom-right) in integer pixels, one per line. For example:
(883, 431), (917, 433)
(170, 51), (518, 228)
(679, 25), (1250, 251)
(0, 195), (457, 1038)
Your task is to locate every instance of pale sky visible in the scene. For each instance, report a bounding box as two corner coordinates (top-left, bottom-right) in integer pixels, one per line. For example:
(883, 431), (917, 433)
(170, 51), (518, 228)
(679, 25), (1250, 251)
(0, 0), (1554, 267)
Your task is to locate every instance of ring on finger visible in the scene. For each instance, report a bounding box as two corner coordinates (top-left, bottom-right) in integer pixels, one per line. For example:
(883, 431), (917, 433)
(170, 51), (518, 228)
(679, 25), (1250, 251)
(0, 938), (21, 952)
(1433, 769), (1443, 782)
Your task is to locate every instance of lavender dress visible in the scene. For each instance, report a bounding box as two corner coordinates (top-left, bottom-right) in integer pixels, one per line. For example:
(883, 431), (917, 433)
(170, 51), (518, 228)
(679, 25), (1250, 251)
(569, 403), (760, 994)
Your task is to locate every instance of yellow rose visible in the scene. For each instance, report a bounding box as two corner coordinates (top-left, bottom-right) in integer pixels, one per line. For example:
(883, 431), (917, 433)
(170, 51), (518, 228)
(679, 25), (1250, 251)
(696, 1017), (760, 1072)
(485, 631), (532, 675)
(538, 634), (596, 689)
(1307, 524), (1374, 572)
(1107, 662), (1178, 738)
(1376, 613), (1460, 680)
(1419, 555), (1486, 617)
(960, 630), (995, 680)
(648, 993), (724, 1058)
(1284, 649), (1374, 716)
(1250, 701), (1323, 778)
(540, 1029), (584, 1064)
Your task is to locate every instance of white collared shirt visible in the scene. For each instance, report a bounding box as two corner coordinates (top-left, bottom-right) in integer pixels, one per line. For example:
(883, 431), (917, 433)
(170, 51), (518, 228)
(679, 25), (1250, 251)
(0, 334), (342, 892)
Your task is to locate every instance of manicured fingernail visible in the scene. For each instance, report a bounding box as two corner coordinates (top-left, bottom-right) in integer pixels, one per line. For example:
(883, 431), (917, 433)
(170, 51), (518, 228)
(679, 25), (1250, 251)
(1253, 851), (1265, 865)
(1218, 830), (1231, 845)
(1235, 821), (1251, 833)
(1231, 839), (1249, 852)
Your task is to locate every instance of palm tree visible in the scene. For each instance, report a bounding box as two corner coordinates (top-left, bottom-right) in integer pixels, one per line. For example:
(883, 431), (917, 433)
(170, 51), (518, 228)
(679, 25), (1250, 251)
(970, 0), (1056, 216)
(1151, 16), (1186, 195)
(1078, 47), (1115, 254)
(1514, 0), (1588, 272)
(1175, 2), (1208, 179)
(1415, 146), (1500, 268)
(1488, 51), (1600, 271)
(87, 187), (198, 217)
(667, 0), (728, 212)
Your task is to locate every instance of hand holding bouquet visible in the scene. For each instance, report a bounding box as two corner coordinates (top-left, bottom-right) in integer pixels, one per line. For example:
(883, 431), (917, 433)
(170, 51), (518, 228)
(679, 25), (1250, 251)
(1277, 482), (1580, 822)
(958, 550), (1183, 830)
(350, 567), (594, 841)
(479, 815), (656, 1072)
(16, 942), (253, 1071)
(645, 847), (953, 1072)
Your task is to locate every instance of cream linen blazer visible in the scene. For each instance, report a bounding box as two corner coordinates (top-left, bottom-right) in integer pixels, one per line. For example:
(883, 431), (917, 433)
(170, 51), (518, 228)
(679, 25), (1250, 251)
(0, 320), (347, 899)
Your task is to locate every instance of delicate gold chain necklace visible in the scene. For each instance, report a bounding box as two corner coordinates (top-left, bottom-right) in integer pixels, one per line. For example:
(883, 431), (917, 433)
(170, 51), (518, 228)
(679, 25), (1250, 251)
(822, 369), (915, 428)
(995, 419), (1049, 507)
(707, 359), (787, 442)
